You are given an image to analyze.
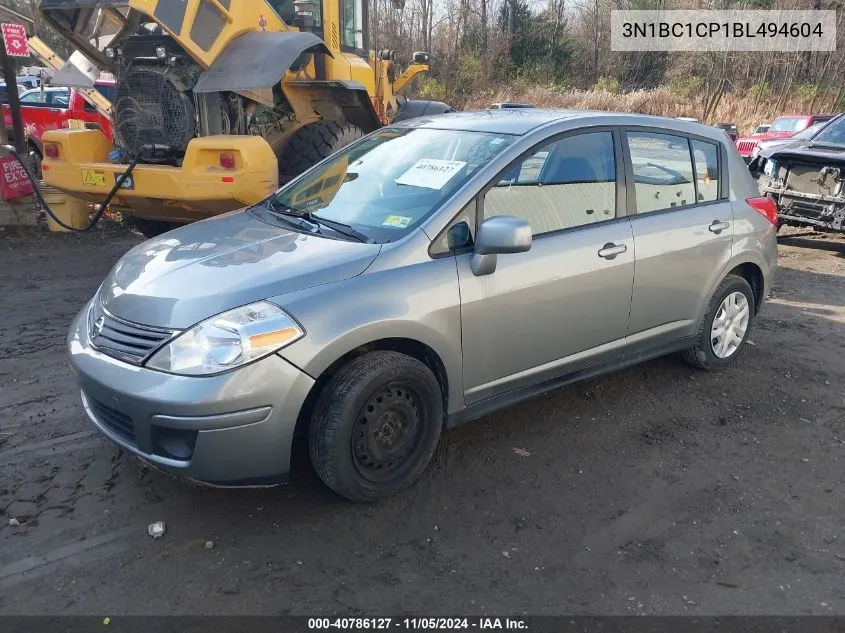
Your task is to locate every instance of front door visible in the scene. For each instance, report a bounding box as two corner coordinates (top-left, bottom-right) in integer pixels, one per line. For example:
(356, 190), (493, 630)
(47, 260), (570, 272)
(457, 130), (635, 404)
(623, 130), (735, 347)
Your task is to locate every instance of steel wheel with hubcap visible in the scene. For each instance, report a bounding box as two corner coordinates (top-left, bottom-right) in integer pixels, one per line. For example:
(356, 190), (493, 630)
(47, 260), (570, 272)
(710, 291), (750, 359)
(683, 274), (755, 370)
(309, 351), (443, 502)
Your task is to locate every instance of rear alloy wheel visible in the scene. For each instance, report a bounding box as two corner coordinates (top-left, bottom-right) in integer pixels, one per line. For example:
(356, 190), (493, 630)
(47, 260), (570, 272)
(309, 351), (443, 502)
(682, 274), (755, 370)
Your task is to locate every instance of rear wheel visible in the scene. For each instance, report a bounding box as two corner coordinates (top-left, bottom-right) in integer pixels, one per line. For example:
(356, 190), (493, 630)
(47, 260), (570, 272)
(279, 121), (365, 179)
(309, 351), (443, 502)
(682, 274), (755, 371)
(124, 216), (180, 238)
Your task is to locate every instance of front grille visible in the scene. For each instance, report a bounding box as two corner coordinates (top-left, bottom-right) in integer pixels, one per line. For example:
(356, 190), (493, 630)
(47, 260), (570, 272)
(737, 140), (757, 155)
(88, 397), (136, 443)
(90, 304), (176, 365)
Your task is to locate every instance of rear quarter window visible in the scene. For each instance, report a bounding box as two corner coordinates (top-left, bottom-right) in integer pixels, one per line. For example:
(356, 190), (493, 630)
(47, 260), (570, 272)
(691, 140), (719, 203)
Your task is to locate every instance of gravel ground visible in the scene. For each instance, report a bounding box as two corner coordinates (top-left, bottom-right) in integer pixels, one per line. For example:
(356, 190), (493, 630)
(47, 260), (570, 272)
(0, 223), (843, 615)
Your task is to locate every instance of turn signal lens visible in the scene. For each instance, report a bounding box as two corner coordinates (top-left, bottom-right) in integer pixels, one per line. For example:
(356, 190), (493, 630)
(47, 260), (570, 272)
(44, 142), (59, 159)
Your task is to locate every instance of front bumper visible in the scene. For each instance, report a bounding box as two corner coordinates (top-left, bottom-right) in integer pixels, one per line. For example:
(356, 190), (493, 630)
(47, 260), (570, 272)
(42, 129), (279, 222)
(67, 303), (315, 486)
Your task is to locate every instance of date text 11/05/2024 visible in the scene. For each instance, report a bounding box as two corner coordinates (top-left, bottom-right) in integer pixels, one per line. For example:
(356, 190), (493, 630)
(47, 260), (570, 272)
(308, 618), (529, 630)
(621, 21), (824, 39)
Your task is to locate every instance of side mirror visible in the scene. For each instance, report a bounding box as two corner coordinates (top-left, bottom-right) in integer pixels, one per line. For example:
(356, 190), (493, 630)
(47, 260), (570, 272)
(470, 216), (531, 276)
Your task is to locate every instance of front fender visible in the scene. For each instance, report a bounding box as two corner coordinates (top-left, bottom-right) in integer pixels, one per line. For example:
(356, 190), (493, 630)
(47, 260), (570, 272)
(275, 256), (465, 414)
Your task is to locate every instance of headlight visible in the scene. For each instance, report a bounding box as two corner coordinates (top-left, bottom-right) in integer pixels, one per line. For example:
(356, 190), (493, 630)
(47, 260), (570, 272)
(752, 145), (761, 158)
(146, 301), (304, 376)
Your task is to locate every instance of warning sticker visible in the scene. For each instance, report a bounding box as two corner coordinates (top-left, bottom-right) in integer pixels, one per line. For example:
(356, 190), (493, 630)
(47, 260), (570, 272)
(382, 215), (413, 228)
(395, 159), (467, 190)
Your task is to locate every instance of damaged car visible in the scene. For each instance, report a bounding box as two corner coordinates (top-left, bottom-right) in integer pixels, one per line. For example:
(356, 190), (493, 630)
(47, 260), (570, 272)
(755, 113), (845, 232)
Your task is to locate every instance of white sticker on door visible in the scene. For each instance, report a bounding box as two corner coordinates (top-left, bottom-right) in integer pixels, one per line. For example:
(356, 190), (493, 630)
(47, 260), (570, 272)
(395, 159), (467, 190)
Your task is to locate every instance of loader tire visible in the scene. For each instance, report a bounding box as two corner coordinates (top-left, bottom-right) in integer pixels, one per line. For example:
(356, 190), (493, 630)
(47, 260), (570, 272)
(279, 121), (365, 179)
(125, 217), (180, 239)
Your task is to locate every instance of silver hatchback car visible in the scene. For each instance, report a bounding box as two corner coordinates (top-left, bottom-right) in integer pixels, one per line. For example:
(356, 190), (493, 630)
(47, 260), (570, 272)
(69, 110), (778, 501)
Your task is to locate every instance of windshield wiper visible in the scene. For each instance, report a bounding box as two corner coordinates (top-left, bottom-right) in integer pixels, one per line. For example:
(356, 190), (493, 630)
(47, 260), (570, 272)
(264, 198), (372, 243)
(263, 201), (323, 234)
(300, 212), (373, 243)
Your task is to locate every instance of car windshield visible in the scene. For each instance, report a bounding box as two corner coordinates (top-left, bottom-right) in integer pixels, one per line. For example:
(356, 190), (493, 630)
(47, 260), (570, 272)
(770, 117), (807, 132)
(791, 120), (828, 140)
(264, 127), (516, 243)
(810, 116), (845, 145)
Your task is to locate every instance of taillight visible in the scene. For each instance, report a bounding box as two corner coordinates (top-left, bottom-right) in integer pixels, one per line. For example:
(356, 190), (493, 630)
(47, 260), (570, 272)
(219, 152), (235, 169)
(746, 196), (778, 225)
(44, 142), (59, 159)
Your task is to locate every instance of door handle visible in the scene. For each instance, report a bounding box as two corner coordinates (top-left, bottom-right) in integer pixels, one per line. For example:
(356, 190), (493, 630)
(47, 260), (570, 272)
(709, 220), (730, 234)
(598, 242), (627, 260)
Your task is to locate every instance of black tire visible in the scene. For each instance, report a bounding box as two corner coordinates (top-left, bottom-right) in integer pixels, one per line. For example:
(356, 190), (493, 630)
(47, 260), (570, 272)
(309, 351), (443, 502)
(124, 216), (180, 238)
(279, 121), (364, 178)
(682, 274), (755, 371)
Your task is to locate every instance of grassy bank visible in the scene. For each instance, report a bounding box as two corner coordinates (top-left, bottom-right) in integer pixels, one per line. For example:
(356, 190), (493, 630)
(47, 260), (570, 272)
(460, 86), (842, 135)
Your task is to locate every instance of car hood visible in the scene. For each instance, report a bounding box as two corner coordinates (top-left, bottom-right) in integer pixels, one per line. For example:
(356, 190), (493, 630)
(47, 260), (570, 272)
(762, 141), (845, 162)
(98, 209), (381, 329)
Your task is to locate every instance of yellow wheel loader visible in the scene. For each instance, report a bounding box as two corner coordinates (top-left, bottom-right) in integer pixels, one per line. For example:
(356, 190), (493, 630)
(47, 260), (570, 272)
(37, 0), (450, 236)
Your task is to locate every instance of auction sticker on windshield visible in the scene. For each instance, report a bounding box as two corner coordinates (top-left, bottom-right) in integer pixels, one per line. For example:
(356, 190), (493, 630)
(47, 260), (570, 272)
(395, 159), (467, 190)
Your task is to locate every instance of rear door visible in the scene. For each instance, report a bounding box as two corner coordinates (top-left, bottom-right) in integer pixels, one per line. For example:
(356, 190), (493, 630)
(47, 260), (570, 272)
(624, 129), (734, 348)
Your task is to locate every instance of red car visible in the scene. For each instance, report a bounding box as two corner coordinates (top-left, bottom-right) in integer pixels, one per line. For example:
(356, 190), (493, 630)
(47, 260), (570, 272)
(735, 114), (835, 162)
(2, 82), (114, 157)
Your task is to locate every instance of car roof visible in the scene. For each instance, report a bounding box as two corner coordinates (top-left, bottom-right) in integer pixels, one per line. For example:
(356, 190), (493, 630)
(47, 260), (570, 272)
(391, 108), (728, 140)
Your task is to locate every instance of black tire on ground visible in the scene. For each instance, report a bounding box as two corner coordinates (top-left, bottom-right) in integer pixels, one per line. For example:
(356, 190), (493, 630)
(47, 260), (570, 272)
(279, 121), (365, 178)
(124, 216), (180, 238)
(682, 274), (756, 371)
(309, 351), (443, 502)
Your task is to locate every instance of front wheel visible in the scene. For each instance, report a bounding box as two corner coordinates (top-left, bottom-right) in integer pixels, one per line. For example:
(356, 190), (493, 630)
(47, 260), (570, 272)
(124, 217), (181, 238)
(682, 274), (755, 371)
(309, 351), (443, 502)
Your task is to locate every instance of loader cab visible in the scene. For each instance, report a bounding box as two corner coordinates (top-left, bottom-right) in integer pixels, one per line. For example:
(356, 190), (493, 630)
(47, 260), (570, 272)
(38, 0), (133, 71)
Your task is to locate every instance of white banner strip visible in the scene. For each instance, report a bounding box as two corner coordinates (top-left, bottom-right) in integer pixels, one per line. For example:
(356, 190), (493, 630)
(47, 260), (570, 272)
(610, 10), (837, 52)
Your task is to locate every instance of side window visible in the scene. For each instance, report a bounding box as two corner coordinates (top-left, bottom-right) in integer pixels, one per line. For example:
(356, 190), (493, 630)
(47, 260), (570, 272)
(191, 0), (231, 52)
(155, 0), (189, 34)
(430, 200), (477, 256)
(691, 139), (719, 202)
(341, 0), (365, 49)
(19, 92), (43, 104)
(627, 132), (696, 213)
(51, 92), (70, 107)
(483, 132), (616, 236)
